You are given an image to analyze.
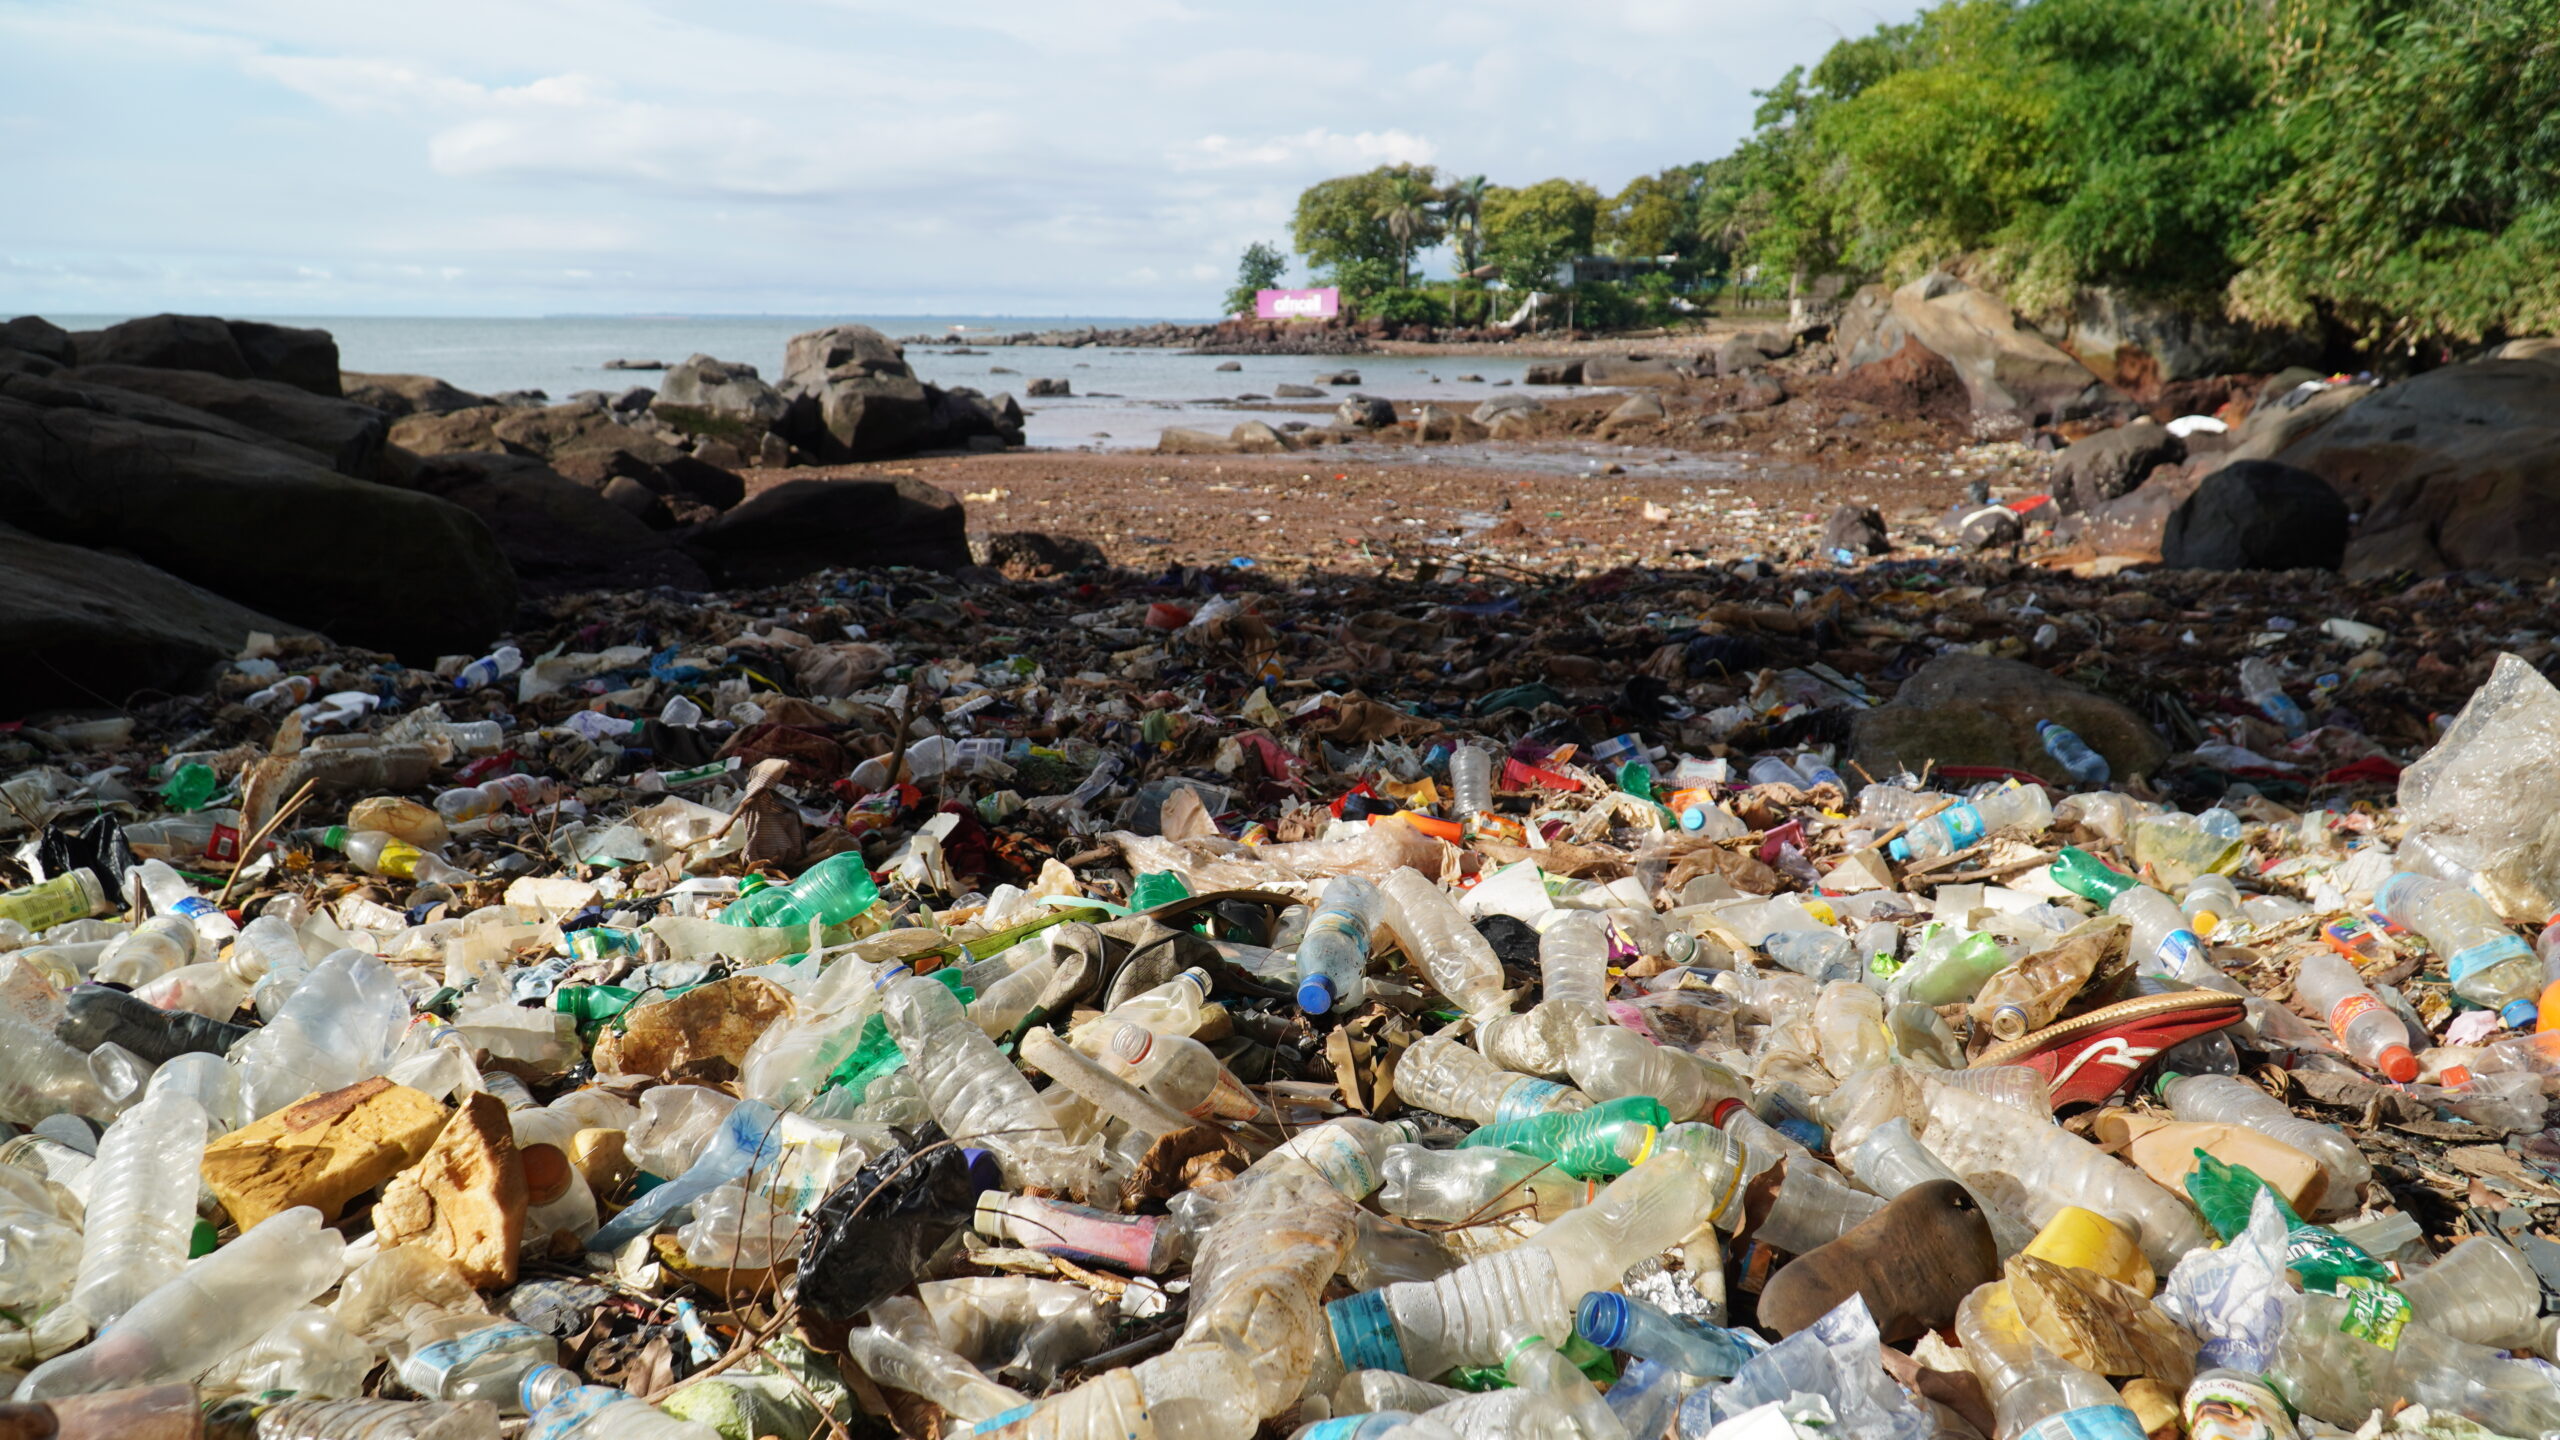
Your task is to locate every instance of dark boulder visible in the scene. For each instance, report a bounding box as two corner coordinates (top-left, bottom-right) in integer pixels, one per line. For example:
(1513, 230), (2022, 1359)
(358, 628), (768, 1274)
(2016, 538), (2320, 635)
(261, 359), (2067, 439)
(342, 373), (491, 417)
(2161, 461), (2349, 572)
(400, 453), (710, 595)
(0, 317), (73, 367)
(70, 314), (342, 396)
(1525, 361), (1584, 386)
(1853, 652), (2170, 788)
(68, 365), (389, 478)
(685, 477), (969, 584)
(0, 522), (297, 717)
(1821, 504), (1888, 558)
(2051, 417), (2185, 513)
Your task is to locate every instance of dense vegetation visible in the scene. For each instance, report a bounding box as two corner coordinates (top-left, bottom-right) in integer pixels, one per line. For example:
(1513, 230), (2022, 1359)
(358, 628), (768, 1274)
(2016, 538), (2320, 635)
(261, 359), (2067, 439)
(1242, 0), (2560, 355)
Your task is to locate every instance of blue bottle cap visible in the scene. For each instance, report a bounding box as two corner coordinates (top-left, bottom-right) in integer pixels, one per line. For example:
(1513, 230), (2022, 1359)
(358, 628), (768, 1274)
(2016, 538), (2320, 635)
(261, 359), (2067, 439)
(1577, 1290), (1631, 1350)
(1887, 836), (1912, 862)
(1298, 974), (1336, 1015)
(1679, 806), (1707, 832)
(2503, 997), (2539, 1029)
(959, 1147), (1005, 1194)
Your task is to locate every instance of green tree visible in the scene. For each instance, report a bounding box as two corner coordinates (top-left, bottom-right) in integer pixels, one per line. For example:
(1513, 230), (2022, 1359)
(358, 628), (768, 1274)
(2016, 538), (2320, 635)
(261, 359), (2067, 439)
(1481, 179), (1603, 292)
(1603, 164), (1712, 260)
(1442, 175), (1491, 277)
(1222, 241), (1290, 318)
(1291, 164), (1441, 276)
(1374, 170), (1445, 285)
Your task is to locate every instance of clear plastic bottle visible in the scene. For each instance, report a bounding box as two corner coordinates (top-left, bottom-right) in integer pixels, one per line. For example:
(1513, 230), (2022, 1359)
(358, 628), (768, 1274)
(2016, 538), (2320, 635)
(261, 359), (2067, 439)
(1912, 1076), (2202, 1271)
(1747, 1155), (1886, 1256)
(1068, 968), (1216, 1050)
(1260, 1116), (1421, 1200)
(454, 644), (523, 693)
(2292, 950), (2419, 1082)
(1496, 1328), (1625, 1440)
(1298, 877), (1384, 1016)
(1475, 1001), (1590, 1079)
(95, 915), (198, 987)
(1957, 1286), (2141, 1440)
(1857, 784), (1949, 829)
(2050, 850), (2221, 989)
(1565, 1025), (1747, 1122)
(1450, 747), (1495, 820)
(243, 1398), (501, 1439)
(1397, 1034), (1589, 1126)
(1813, 981), (1895, 1076)
(1574, 1291), (1751, 1379)
(2395, 1234), (2545, 1349)
(229, 949), (412, 1120)
(878, 965), (1084, 1189)
(434, 774), (559, 822)
(132, 960), (251, 1020)
(1377, 1143), (1593, 1224)
(2036, 721), (2110, 786)
(2378, 873), (2540, 1026)
(18, 1205), (347, 1400)
(2158, 1074), (2371, 1212)
(1020, 1027), (1196, 1144)
(1890, 785), (2054, 862)
(0, 1009), (114, 1124)
(1889, 929), (2011, 1006)
(1105, 1023), (1260, 1122)
(69, 1087), (209, 1328)
(519, 1364), (722, 1440)
(318, 827), (475, 886)
(133, 859), (236, 951)
(2239, 656), (2308, 735)
(1762, 929), (1858, 982)
(2179, 874), (2244, 937)
(1326, 1244), (1573, 1380)
(1380, 870), (1507, 1015)
(394, 1320), (558, 1412)
(967, 951), (1060, 1039)
(1539, 912), (1612, 1023)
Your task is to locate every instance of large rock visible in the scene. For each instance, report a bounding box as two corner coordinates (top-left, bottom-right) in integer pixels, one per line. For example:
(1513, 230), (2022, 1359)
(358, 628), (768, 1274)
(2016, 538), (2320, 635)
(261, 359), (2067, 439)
(370, 1092), (528, 1288)
(2270, 359), (2560, 579)
(201, 1078), (448, 1230)
(1525, 361), (1584, 386)
(390, 405), (515, 457)
(1843, 276), (2116, 421)
(1336, 396), (1396, 430)
(0, 370), (335, 466)
(69, 364), (389, 478)
(1157, 427), (1242, 455)
(2058, 288), (2303, 396)
(1821, 337), (1969, 423)
(1581, 356), (1684, 387)
(71, 314), (341, 396)
(0, 317), (72, 367)
(1600, 393), (1667, 434)
(490, 401), (634, 459)
(685, 477), (969, 583)
(1854, 653), (2169, 788)
(653, 354), (785, 420)
(400, 453), (711, 595)
(0, 521), (295, 716)
(342, 372), (490, 417)
(1472, 394), (1542, 426)
(783, 324), (911, 394)
(2159, 461), (2350, 572)
(0, 383), (516, 655)
(2214, 383), (2372, 468)
(2058, 465), (2205, 560)
(2051, 418), (2185, 513)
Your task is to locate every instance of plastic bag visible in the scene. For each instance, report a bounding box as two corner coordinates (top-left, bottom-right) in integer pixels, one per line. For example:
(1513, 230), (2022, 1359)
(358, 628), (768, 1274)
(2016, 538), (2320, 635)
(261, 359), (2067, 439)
(797, 1126), (992, 1323)
(1681, 1296), (1929, 1440)
(2159, 1189), (2299, 1374)
(2186, 1151), (2392, 1292)
(2397, 652), (2560, 922)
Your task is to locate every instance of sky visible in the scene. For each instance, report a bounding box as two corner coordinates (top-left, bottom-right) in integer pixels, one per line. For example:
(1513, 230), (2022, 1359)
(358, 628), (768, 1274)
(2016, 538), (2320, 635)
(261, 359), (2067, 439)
(0, 0), (1924, 318)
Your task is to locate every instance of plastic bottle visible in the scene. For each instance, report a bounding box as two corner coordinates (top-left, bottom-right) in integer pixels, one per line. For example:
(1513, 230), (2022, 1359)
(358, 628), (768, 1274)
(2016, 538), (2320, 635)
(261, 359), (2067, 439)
(877, 965), (1083, 1190)
(1068, 968), (1216, 1051)
(1105, 1023), (1260, 1122)
(1889, 929), (2011, 1006)
(1376, 1143), (1593, 1224)
(454, 644), (523, 692)
(394, 1320), (558, 1411)
(1912, 1076), (2202, 1270)
(1845, 1117), (2034, 1257)
(2158, 1074), (2372, 1210)
(2036, 721), (2110, 786)
(2292, 951), (2419, 1082)
(0, 1009), (114, 1124)
(967, 951), (1060, 1039)
(1890, 785), (2054, 863)
(18, 1206), (347, 1400)
(229, 949), (412, 1120)
(130, 860), (235, 952)
(2180, 874), (2244, 937)
(2239, 657), (2308, 735)
(1566, 1025), (1747, 1122)
(520, 1365), (722, 1440)
(716, 851), (879, 930)
(976, 1192), (1172, 1273)
(1450, 747), (1494, 818)
(1957, 1286), (2143, 1440)
(1497, 1328), (1626, 1440)
(1459, 1094), (1667, 1179)
(1539, 912), (1612, 1023)
(2378, 873), (2540, 1026)
(1326, 1244), (1574, 1381)
(2396, 1235), (2545, 1349)
(94, 915), (198, 987)
(236, 1398), (501, 1439)
(1856, 784), (1949, 829)
(69, 1087), (209, 1328)
(1380, 870), (1508, 1015)
(1019, 1027), (1196, 1144)
(1397, 1034), (1589, 1126)
(433, 774), (559, 822)
(1298, 876), (1383, 1016)
(317, 828), (475, 886)
(2049, 849), (2221, 989)
(1575, 1291), (1752, 1379)
(0, 872), (111, 934)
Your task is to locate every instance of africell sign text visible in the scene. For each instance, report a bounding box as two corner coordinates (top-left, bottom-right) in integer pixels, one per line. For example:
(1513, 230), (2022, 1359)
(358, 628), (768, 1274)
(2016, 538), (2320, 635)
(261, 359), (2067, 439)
(1255, 287), (1340, 321)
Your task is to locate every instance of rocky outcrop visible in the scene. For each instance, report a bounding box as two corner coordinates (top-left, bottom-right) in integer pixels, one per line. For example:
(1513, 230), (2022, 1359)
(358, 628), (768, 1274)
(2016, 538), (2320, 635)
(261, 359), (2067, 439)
(0, 317), (73, 367)
(1712, 331), (1793, 376)
(69, 364), (390, 478)
(2160, 461), (2349, 572)
(773, 324), (973, 461)
(390, 405), (514, 457)
(68, 314), (342, 397)
(1581, 356), (1684, 387)
(685, 477), (970, 583)
(2265, 356), (2560, 579)
(1839, 276), (2117, 422)
(1820, 337), (1969, 424)
(0, 380), (514, 656)
(342, 372), (491, 417)
(2057, 288), (2304, 398)
(2050, 417), (2184, 513)
(653, 355), (785, 420)
(0, 521), (295, 715)
(399, 453), (712, 595)
(1853, 652), (2169, 787)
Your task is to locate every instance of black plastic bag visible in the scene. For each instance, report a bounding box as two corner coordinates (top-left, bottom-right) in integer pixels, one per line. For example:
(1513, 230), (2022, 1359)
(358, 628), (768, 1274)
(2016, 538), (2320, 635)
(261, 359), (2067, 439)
(58, 985), (252, 1064)
(796, 1126), (1001, 1322)
(41, 809), (134, 906)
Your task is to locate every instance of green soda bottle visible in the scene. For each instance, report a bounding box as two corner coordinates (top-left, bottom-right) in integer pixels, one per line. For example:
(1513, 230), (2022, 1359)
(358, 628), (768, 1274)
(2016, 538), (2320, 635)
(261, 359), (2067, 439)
(1459, 1094), (1671, 1178)
(2049, 847), (2138, 904)
(1129, 871), (1192, 912)
(718, 852), (879, 929)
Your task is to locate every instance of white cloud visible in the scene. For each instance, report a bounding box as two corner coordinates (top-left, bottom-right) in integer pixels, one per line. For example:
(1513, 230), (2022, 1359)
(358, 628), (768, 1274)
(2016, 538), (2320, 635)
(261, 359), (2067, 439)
(1179, 128), (1440, 172)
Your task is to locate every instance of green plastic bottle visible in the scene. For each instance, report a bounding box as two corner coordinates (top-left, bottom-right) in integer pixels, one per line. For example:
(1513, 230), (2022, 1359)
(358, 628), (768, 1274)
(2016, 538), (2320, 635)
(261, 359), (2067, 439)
(718, 852), (879, 929)
(160, 762), (219, 813)
(2049, 846), (2139, 904)
(1458, 1094), (1671, 1178)
(1129, 871), (1192, 912)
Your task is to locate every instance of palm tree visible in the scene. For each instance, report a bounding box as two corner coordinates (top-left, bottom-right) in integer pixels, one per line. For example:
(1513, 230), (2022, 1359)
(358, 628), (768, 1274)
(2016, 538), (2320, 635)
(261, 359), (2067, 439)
(1442, 175), (1490, 279)
(1374, 172), (1439, 288)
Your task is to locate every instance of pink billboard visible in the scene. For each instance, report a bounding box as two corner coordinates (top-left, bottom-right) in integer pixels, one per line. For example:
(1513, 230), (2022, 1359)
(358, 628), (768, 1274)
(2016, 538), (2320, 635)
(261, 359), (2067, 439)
(1255, 287), (1340, 321)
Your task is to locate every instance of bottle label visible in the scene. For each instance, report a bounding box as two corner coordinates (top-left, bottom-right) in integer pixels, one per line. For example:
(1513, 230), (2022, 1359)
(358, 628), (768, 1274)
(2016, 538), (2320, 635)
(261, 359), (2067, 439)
(972, 1404), (1040, 1435)
(2155, 928), (2206, 978)
(167, 895), (222, 923)
(1942, 805), (1986, 850)
(2018, 1405), (2148, 1440)
(2447, 935), (2533, 988)
(2184, 1373), (2295, 1440)
(1327, 1289), (1411, 1374)
(2330, 1275), (2411, 1348)
(409, 1321), (545, 1387)
(1493, 1079), (1575, 1123)
(527, 1390), (626, 1440)
(1281, 1127), (1380, 1198)
(751, 1112), (849, 1214)
(2326, 992), (2385, 1037)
